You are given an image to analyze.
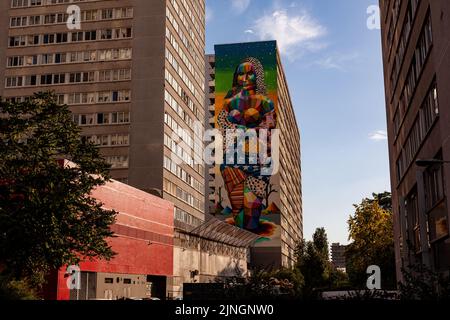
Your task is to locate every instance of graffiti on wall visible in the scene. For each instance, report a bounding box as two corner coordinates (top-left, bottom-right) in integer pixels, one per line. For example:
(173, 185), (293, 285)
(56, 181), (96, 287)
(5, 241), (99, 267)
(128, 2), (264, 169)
(214, 41), (280, 246)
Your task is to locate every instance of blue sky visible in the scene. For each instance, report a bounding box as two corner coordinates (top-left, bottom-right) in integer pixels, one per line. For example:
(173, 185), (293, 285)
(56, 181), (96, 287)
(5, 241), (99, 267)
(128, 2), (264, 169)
(205, 0), (391, 245)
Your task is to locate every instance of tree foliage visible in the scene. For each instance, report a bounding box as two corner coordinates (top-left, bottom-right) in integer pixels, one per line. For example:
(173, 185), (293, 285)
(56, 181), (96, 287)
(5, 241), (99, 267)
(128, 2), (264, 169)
(295, 228), (347, 298)
(345, 192), (396, 289)
(0, 275), (37, 300)
(399, 264), (450, 301)
(220, 268), (304, 300)
(0, 92), (117, 287)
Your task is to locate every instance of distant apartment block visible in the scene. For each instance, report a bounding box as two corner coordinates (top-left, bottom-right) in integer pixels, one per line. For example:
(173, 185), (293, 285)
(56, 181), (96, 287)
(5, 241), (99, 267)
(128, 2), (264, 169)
(331, 243), (347, 270)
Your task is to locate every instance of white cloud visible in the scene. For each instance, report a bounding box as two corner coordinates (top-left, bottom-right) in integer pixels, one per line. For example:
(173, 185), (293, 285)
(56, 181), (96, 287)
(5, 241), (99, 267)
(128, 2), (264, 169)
(369, 130), (387, 141)
(252, 9), (326, 59)
(315, 52), (359, 71)
(232, 0), (251, 15)
(315, 56), (343, 70)
(244, 29), (254, 34)
(206, 5), (213, 23)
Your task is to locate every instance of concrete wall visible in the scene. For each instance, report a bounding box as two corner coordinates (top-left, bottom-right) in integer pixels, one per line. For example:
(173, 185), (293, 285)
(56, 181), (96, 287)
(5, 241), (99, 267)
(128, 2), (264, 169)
(170, 240), (248, 299)
(128, 0), (166, 192)
(48, 177), (174, 300)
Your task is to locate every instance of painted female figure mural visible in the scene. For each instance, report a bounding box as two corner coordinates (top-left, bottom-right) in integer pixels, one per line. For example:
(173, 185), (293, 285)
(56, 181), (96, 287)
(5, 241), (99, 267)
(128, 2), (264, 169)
(217, 57), (277, 232)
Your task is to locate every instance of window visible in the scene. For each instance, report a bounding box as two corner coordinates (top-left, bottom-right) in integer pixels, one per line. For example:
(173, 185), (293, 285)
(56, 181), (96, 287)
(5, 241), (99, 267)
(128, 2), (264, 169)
(43, 34), (55, 44)
(121, 48), (132, 59)
(53, 74), (65, 84)
(70, 73), (81, 83)
(10, 16), (27, 27)
(9, 36), (26, 47)
(120, 69), (131, 80)
(98, 92), (110, 103)
(69, 52), (77, 63)
(41, 54), (53, 64)
(80, 114), (94, 125)
(99, 70), (110, 82)
(101, 9), (113, 20)
(57, 13), (68, 23)
(113, 28), (132, 39)
(84, 72), (94, 82)
(55, 53), (66, 64)
(101, 29), (112, 40)
(45, 14), (56, 24)
(71, 32), (83, 42)
(116, 8), (133, 18)
(69, 93), (81, 105)
(6, 76), (23, 88)
(424, 158), (445, 211)
(11, 0), (28, 8)
(405, 188), (420, 253)
(40, 74), (52, 85)
(97, 113), (110, 124)
(104, 278), (113, 284)
(84, 10), (98, 21)
(27, 35), (39, 46)
(111, 112), (130, 123)
(397, 83), (439, 180)
(85, 30), (96, 41)
(24, 55), (38, 66)
(106, 155), (129, 168)
(7, 56), (23, 67)
(29, 15), (41, 25)
(56, 33), (67, 43)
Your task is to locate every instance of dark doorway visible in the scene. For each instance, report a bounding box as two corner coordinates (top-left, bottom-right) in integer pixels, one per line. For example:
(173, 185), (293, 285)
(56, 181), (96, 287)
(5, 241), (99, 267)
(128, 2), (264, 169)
(146, 275), (166, 300)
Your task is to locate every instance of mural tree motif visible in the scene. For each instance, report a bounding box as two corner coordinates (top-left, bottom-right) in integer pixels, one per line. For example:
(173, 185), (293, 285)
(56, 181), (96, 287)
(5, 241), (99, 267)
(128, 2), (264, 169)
(264, 183), (277, 207)
(214, 187), (224, 215)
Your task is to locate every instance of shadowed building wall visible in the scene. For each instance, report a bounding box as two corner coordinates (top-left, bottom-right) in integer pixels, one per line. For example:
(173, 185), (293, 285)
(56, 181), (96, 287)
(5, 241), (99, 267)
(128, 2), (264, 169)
(380, 0), (450, 281)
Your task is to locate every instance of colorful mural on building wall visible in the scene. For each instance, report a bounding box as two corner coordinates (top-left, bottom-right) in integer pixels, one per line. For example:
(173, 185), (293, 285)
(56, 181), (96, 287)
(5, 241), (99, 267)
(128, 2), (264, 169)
(214, 41), (280, 246)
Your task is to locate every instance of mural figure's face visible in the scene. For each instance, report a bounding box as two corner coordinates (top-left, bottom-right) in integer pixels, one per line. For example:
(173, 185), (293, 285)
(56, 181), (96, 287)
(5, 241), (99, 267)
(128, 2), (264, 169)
(237, 62), (256, 90)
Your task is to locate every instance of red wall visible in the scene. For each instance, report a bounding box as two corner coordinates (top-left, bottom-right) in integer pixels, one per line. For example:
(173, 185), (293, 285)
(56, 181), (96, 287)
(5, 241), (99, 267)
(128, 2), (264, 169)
(53, 180), (174, 300)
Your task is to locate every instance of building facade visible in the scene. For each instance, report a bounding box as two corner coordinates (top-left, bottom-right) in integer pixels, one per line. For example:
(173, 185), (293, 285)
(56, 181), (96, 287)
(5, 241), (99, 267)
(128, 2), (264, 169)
(331, 243), (347, 271)
(43, 168), (175, 300)
(0, 0), (262, 299)
(206, 41), (302, 269)
(0, 0), (206, 232)
(380, 0), (450, 280)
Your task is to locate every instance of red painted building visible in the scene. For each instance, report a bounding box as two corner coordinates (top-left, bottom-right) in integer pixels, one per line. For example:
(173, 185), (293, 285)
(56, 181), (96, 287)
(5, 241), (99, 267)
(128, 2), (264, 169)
(45, 178), (174, 300)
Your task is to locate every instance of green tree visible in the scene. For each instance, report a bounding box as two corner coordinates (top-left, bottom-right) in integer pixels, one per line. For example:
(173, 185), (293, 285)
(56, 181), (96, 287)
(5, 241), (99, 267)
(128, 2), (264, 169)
(313, 227), (329, 260)
(0, 92), (117, 291)
(345, 192), (396, 289)
(296, 228), (334, 298)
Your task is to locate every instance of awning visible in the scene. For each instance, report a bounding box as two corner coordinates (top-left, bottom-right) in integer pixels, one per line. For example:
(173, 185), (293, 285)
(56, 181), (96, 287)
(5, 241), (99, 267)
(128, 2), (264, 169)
(182, 215), (260, 248)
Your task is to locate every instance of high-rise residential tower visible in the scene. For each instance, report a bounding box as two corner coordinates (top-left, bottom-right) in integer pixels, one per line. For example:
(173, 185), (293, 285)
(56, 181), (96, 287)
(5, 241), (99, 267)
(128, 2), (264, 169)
(380, 0), (450, 280)
(0, 0), (208, 298)
(331, 243), (347, 271)
(206, 41), (302, 269)
(0, 0), (206, 233)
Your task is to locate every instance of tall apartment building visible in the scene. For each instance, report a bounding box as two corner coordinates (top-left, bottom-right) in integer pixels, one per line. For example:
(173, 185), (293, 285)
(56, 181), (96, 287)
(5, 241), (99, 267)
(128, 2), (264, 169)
(206, 41), (302, 269)
(331, 243), (347, 270)
(0, 0), (207, 298)
(0, 0), (206, 231)
(380, 0), (450, 280)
